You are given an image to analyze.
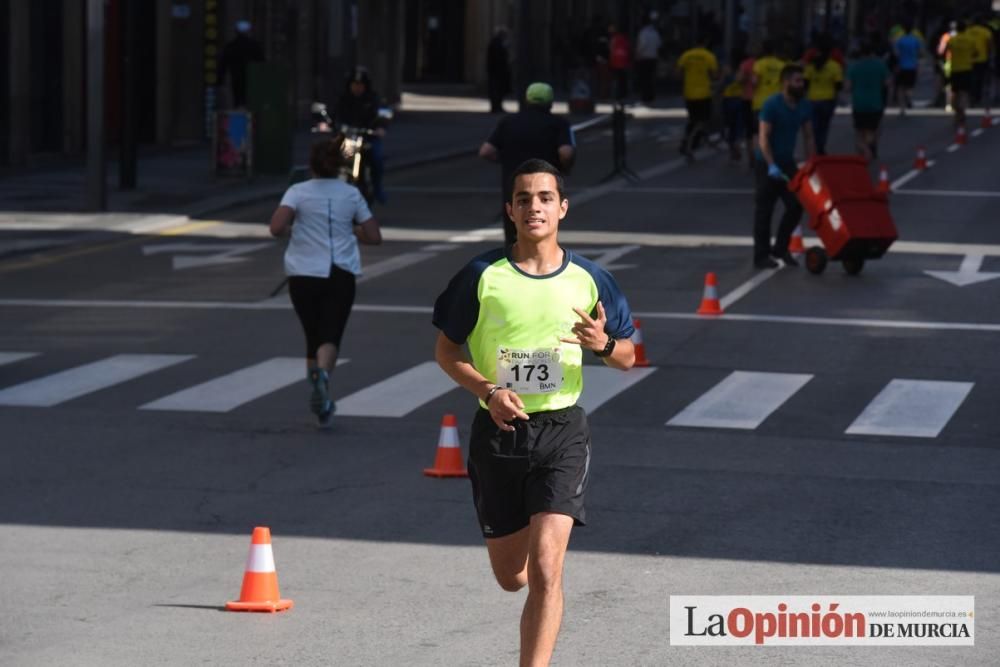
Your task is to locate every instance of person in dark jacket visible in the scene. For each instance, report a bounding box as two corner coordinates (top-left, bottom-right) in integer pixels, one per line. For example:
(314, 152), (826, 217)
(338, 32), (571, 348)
(479, 82), (576, 246)
(487, 27), (512, 113)
(336, 67), (387, 203)
(218, 20), (264, 108)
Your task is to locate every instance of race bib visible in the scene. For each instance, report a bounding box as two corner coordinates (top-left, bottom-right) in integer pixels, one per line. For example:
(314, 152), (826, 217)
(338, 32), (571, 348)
(496, 347), (564, 394)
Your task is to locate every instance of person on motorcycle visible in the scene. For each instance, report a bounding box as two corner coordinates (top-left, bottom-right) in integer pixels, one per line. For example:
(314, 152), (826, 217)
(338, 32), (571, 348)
(336, 67), (387, 203)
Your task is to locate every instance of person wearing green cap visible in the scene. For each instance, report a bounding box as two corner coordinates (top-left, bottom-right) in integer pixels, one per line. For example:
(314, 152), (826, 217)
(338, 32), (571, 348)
(479, 83), (576, 246)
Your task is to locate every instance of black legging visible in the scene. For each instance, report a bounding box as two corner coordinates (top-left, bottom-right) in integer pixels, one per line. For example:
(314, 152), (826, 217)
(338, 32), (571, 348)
(288, 265), (356, 358)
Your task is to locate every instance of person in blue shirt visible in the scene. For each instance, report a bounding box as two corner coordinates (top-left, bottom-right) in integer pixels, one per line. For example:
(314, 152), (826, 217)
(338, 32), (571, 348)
(894, 21), (923, 115)
(752, 64), (816, 269)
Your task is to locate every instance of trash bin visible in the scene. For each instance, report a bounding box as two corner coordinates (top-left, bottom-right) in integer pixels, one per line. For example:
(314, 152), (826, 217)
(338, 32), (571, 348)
(789, 155), (875, 219)
(789, 155), (898, 276)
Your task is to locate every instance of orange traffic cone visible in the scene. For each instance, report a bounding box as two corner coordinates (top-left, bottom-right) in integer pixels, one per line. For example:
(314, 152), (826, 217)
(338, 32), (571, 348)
(423, 414), (468, 478)
(877, 164), (890, 193)
(982, 114), (994, 129)
(226, 527), (293, 613)
(956, 125), (967, 145)
(696, 272), (724, 316)
(914, 146), (928, 170)
(631, 318), (650, 367)
(788, 225), (805, 255)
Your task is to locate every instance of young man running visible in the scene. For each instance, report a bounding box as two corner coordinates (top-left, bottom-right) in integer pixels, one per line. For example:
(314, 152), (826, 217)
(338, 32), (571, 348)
(433, 159), (636, 666)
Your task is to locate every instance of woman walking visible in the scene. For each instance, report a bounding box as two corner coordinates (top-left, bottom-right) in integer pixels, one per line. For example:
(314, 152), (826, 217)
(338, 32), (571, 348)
(269, 136), (382, 427)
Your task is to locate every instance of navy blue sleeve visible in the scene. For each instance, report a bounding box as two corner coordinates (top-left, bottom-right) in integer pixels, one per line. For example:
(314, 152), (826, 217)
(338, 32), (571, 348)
(569, 253), (635, 340)
(432, 250), (503, 344)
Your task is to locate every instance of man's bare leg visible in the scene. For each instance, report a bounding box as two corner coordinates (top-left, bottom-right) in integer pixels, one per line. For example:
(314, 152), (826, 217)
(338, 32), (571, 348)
(520, 513), (574, 667)
(486, 526), (530, 592)
(484, 513), (574, 666)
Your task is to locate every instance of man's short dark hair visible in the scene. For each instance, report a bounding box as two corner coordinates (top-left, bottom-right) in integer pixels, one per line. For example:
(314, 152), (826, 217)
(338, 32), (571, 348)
(510, 159), (566, 200)
(780, 63), (804, 81)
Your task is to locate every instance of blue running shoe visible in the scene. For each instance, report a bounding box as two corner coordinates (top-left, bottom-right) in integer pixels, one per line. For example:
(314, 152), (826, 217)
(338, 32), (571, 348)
(308, 368), (330, 417)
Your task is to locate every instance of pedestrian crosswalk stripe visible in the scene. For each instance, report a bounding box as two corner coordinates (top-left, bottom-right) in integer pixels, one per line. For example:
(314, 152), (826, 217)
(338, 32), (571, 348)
(140, 357), (341, 413)
(0, 354), (194, 407)
(845, 379), (974, 438)
(667, 371), (814, 430)
(0, 352), (38, 367)
(579, 366), (657, 413)
(335, 361), (456, 417)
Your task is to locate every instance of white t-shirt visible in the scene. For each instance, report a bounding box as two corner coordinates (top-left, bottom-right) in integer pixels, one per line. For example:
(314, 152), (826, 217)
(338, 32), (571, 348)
(635, 25), (662, 61)
(279, 178), (372, 277)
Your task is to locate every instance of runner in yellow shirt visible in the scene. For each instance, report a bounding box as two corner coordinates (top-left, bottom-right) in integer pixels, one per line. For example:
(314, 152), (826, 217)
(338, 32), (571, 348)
(751, 40), (786, 143)
(947, 21), (981, 130)
(804, 41), (843, 154)
(967, 15), (995, 108)
(676, 35), (719, 160)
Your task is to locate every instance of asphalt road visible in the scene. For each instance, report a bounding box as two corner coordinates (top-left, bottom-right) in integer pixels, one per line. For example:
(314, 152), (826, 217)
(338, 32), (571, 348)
(2, 105), (999, 665)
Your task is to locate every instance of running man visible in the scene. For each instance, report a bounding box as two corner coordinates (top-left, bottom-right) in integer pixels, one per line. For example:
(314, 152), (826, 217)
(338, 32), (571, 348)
(946, 20), (980, 132)
(845, 41), (892, 160)
(967, 15), (995, 109)
(750, 40), (787, 159)
(677, 35), (719, 159)
(893, 20), (923, 115)
(804, 38), (843, 153)
(433, 159), (636, 666)
(269, 136), (382, 427)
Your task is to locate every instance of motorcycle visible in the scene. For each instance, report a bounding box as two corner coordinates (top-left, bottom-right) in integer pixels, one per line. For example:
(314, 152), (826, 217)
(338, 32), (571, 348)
(309, 102), (393, 206)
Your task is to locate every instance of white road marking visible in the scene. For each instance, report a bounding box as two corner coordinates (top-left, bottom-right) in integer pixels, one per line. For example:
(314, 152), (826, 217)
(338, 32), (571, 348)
(5, 299), (1000, 334)
(141, 357), (337, 412)
(667, 371), (813, 430)
(0, 352), (38, 367)
(924, 254), (1000, 286)
(335, 361), (457, 417)
(971, 128), (984, 137)
(890, 161), (937, 191)
(625, 187), (754, 195)
(579, 366), (657, 413)
(142, 242), (271, 270)
(846, 379), (974, 438)
(573, 245), (641, 270)
(946, 144), (960, 153)
(375, 229), (1000, 259)
(0, 354), (193, 407)
(635, 310), (1000, 333)
(718, 268), (782, 311)
(358, 250), (441, 284)
(895, 189), (1000, 198)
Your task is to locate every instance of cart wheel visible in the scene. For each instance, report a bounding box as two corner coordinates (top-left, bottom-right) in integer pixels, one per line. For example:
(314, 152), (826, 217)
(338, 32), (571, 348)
(805, 247), (828, 274)
(842, 256), (865, 276)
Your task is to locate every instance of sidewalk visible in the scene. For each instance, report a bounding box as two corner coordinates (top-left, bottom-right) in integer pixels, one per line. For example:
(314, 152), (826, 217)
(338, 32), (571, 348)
(0, 91), (610, 219)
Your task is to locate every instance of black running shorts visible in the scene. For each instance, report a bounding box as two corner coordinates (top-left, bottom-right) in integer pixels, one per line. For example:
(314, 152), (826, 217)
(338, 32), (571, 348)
(951, 70), (973, 94)
(468, 405), (591, 539)
(852, 110), (883, 131)
(288, 265), (356, 357)
(896, 69), (917, 88)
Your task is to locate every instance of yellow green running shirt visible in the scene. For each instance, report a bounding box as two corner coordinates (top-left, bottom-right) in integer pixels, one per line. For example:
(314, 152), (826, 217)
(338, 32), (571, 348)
(433, 248), (634, 413)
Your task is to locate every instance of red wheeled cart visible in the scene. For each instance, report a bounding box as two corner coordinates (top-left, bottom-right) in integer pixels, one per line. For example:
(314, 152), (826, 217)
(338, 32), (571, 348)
(788, 156), (898, 275)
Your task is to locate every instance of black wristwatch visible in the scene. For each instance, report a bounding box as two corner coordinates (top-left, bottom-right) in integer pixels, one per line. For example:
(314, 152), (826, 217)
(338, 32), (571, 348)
(593, 336), (616, 358)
